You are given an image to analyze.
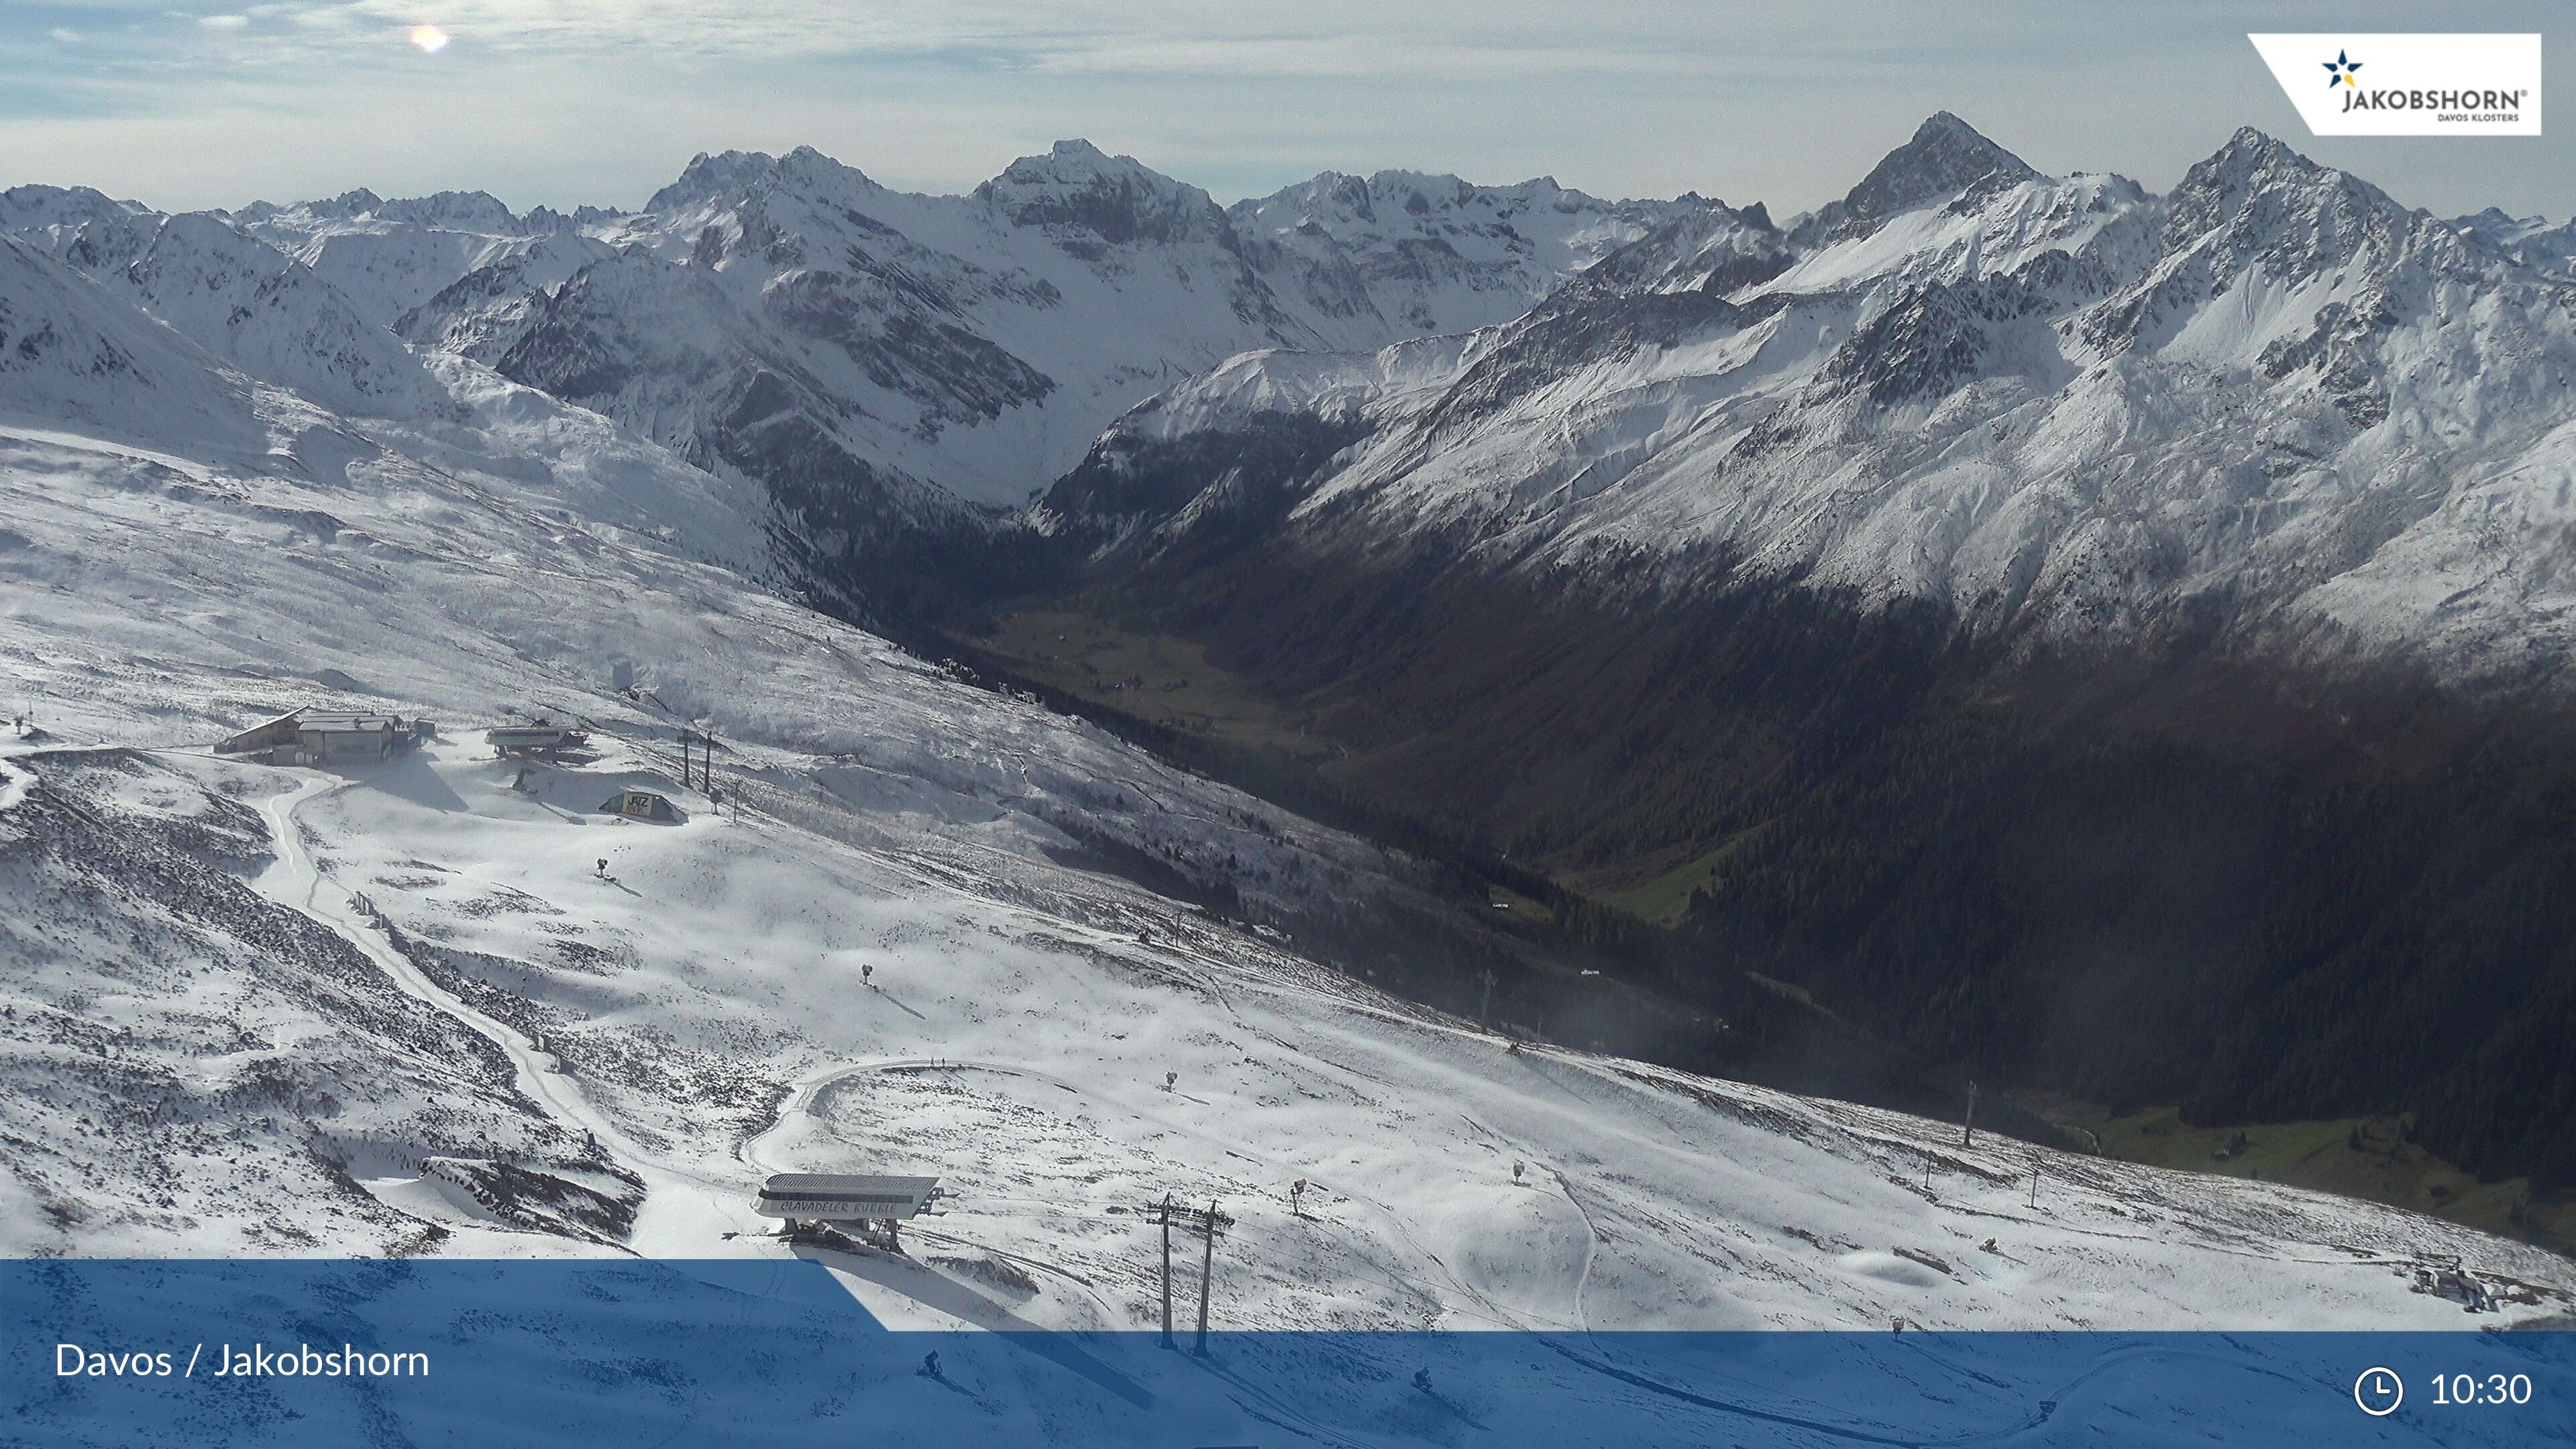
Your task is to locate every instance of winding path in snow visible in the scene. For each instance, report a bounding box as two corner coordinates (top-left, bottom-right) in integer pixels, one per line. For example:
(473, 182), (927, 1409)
(251, 772), (749, 1246)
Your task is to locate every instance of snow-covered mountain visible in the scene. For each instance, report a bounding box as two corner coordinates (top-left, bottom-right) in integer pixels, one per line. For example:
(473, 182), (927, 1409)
(2451, 205), (2576, 278)
(0, 146), (1720, 620)
(21, 142), (1672, 614)
(1048, 115), (2576, 689)
(15, 125), (2572, 680)
(3, 187), (455, 423)
(1227, 169), (1711, 337)
(469, 144), (1708, 585)
(5, 154), (2567, 1336)
(229, 186), (621, 334)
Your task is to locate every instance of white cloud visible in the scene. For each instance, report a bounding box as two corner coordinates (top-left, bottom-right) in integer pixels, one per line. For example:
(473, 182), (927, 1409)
(198, 13), (251, 28)
(2, 1), (2568, 226)
(50, 28), (87, 44)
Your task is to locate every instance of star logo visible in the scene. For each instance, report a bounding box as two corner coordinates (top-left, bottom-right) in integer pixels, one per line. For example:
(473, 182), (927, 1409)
(2322, 49), (2363, 89)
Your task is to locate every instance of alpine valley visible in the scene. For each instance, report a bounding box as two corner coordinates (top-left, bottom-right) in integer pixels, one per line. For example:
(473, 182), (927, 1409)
(4, 109), (2575, 1349)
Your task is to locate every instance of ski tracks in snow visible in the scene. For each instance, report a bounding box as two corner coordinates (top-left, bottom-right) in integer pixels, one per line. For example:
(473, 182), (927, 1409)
(251, 773), (743, 1237)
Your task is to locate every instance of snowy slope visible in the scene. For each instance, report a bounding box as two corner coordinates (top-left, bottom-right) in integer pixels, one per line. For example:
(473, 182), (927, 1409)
(10, 147), (1729, 607)
(3, 254), (2571, 1332)
(1049, 117), (2576, 688)
(7, 649), (2567, 1331)
(386, 142), (1723, 551)
(229, 189), (605, 330)
(0, 234), (274, 454)
(1228, 170), (1704, 339)
(2452, 206), (2576, 277)
(5, 191), (454, 423)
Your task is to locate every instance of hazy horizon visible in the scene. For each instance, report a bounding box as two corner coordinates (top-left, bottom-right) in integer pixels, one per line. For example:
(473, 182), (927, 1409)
(3, 3), (2565, 221)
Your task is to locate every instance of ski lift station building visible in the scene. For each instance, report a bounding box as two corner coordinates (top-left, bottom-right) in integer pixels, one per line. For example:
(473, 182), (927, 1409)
(755, 1173), (939, 1242)
(486, 722), (584, 755)
(217, 708), (433, 765)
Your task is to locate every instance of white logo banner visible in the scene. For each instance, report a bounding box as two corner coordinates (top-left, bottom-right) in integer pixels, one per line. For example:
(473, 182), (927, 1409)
(2248, 33), (2541, 136)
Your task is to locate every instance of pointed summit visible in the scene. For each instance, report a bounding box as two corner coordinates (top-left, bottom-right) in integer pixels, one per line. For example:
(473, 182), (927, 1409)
(977, 140), (1224, 247)
(2118, 123), (2445, 309)
(0, 184), (143, 235)
(1793, 112), (2037, 246)
(1851, 113), (2035, 216)
(2189, 127), (2312, 183)
(2167, 127), (2390, 223)
(373, 190), (524, 234)
(643, 150), (782, 214)
(983, 139), (1198, 198)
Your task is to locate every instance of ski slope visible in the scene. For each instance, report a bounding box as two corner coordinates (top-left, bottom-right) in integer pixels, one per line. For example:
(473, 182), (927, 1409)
(0, 217), (2567, 1336)
(16, 730), (2557, 1334)
(0, 459), (2565, 1332)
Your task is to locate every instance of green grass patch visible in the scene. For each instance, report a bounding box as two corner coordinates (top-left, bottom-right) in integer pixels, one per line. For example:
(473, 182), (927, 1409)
(2018, 1096), (2576, 1252)
(1576, 829), (1770, 924)
(965, 606), (1331, 759)
(1483, 882), (1559, 934)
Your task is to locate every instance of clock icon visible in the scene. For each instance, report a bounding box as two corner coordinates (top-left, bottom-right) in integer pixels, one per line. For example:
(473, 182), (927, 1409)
(2355, 1366), (2404, 1417)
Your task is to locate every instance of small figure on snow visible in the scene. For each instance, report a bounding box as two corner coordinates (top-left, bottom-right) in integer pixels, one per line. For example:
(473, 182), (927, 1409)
(1289, 1178), (1308, 1217)
(1163, 1070), (1177, 1092)
(1511, 1160), (1525, 1183)
(862, 962), (875, 989)
(595, 857), (608, 879)
(1411, 1368), (1433, 1394)
(918, 1350), (943, 1381)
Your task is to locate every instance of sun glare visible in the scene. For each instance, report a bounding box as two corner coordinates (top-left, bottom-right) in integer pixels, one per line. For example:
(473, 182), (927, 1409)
(408, 24), (449, 54)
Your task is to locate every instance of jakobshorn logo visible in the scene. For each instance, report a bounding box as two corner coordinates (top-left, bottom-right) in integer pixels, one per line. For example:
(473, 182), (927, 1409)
(2249, 34), (2542, 136)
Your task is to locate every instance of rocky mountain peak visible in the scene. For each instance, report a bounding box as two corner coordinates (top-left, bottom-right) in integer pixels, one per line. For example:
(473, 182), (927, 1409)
(1799, 111), (2039, 244)
(2162, 127), (2426, 276)
(644, 150), (784, 214)
(975, 140), (1226, 247)
(0, 184), (146, 235)
(2448, 207), (2576, 272)
(369, 190), (525, 234)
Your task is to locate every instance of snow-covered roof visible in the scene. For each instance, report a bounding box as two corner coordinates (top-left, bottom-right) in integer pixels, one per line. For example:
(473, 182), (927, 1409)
(755, 1174), (940, 1218)
(301, 712), (400, 733)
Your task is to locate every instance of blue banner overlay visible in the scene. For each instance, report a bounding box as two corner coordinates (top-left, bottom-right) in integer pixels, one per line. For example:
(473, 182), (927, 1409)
(3, 1259), (2568, 1446)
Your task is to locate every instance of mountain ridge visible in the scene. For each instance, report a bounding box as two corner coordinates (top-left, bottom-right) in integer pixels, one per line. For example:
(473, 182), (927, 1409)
(1041, 116), (2576, 693)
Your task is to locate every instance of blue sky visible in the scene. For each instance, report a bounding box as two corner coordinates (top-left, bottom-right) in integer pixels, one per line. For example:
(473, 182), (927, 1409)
(2, 3), (2565, 219)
